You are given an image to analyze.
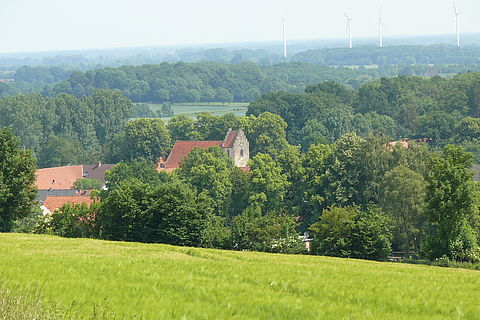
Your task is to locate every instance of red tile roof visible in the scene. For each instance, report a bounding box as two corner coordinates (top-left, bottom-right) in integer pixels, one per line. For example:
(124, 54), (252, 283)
(36, 165), (83, 190)
(43, 195), (93, 213)
(164, 141), (223, 169)
(223, 130), (240, 148)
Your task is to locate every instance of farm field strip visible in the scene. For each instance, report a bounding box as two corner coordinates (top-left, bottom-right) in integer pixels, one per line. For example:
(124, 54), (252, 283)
(0, 233), (479, 319)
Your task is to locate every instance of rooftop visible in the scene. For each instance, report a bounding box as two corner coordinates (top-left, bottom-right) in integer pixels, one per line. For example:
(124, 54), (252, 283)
(163, 140), (223, 169)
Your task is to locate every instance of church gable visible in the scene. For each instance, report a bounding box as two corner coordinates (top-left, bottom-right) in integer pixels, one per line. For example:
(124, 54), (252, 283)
(160, 129), (250, 171)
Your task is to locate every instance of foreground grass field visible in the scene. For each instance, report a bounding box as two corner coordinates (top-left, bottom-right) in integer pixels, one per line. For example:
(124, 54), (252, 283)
(0, 234), (479, 319)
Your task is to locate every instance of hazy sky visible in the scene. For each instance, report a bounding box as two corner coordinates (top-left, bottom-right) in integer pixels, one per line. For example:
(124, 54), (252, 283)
(0, 0), (478, 53)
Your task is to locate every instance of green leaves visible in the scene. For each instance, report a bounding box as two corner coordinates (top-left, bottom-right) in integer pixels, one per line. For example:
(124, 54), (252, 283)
(0, 128), (37, 232)
(423, 145), (479, 261)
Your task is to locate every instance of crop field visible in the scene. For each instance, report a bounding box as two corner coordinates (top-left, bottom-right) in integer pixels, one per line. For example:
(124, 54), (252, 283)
(0, 234), (479, 319)
(144, 102), (249, 120)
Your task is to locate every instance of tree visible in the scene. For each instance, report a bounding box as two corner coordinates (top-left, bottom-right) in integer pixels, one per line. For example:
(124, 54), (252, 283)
(108, 118), (172, 163)
(248, 112), (289, 156)
(42, 202), (101, 238)
(320, 132), (369, 208)
(215, 88), (233, 104)
(422, 145), (479, 262)
(247, 153), (290, 215)
(99, 179), (211, 246)
(74, 178), (102, 190)
(231, 213), (305, 253)
(175, 147), (236, 216)
(167, 114), (201, 141)
(37, 135), (85, 168)
(0, 128), (37, 232)
(380, 166), (427, 255)
(309, 206), (392, 261)
(103, 159), (168, 193)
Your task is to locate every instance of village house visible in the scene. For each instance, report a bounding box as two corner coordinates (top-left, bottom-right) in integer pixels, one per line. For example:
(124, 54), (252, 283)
(158, 129), (250, 171)
(36, 162), (113, 214)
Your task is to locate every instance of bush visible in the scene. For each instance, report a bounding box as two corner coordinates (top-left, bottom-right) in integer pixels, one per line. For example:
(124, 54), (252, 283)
(310, 206), (392, 261)
(40, 202), (101, 238)
(231, 213), (306, 254)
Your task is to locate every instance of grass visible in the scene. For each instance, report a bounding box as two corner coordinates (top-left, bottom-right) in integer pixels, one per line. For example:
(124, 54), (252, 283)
(1, 233), (480, 319)
(140, 102), (249, 120)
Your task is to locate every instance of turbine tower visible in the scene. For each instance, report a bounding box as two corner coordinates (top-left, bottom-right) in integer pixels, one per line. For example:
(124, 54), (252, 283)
(344, 12), (353, 49)
(282, 16), (287, 58)
(453, 0), (460, 47)
(377, 8), (384, 47)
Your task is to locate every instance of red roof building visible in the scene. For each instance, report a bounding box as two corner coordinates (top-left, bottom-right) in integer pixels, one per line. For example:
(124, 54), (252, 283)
(36, 165), (83, 190)
(35, 162), (114, 190)
(42, 195), (94, 214)
(160, 129), (250, 171)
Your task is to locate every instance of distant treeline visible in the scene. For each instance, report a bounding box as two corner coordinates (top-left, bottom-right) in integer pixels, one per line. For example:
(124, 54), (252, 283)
(3, 60), (480, 104)
(293, 45), (480, 66)
(1, 44), (480, 70)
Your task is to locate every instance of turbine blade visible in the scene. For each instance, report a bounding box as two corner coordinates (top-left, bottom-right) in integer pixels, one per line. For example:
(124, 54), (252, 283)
(453, 0), (458, 14)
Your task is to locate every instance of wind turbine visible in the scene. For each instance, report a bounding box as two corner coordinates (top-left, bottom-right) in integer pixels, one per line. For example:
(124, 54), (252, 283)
(453, 0), (460, 47)
(282, 16), (288, 58)
(344, 12), (353, 49)
(377, 8), (384, 47)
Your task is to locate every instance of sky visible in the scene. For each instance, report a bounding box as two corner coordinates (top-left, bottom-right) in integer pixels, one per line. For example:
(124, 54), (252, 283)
(0, 0), (478, 53)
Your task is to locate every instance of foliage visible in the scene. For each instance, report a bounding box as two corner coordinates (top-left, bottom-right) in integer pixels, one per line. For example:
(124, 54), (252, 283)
(107, 118), (172, 163)
(41, 202), (101, 239)
(310, 206), (392, 261)
(73, 178), (102, 190)
(0, 90), (131, 168)
(175, 147), (236, 216)
(167, 114), (201, 141)
(99, 179), (211, 246)
(246, 153), (290, 215)
(380, 166), (427, 254)
(103, 159), (168, 192)
(423, 145), (479, 262)
(231, 213), (305, 254)
(0, 128), (37, 232)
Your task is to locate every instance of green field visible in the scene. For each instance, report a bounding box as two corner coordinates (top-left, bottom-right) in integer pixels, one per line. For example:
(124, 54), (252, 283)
(143, 102), (249, 120)
(0, 234), (479, 319)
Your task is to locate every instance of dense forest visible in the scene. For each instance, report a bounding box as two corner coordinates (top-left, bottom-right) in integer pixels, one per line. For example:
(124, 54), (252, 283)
(3, 72), (480, 167)
(293, 45), (480, 66)
(3, 60), (480, 104)
(0, 90), (132, 167)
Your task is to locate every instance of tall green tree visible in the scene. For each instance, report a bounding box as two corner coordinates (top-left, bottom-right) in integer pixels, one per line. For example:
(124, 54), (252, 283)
(0, 128), (37, 232)
(167, 114), (201, 141)
(310, 206), (392, 261)
(247, 153), (290, 215)
(248, 112), (289, 156)
(175, 147), (236, 216)
(108, 118), (172, 163)
(423, 145), (479, 262)
(380, 166), (427, 255)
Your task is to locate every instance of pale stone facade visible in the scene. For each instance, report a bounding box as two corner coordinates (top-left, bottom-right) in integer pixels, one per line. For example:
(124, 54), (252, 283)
(222, 129), (249, 167)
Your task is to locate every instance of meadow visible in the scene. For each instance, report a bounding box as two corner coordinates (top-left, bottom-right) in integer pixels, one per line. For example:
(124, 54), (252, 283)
(0, 233), (479, 319)
(146, 102), (249, 120)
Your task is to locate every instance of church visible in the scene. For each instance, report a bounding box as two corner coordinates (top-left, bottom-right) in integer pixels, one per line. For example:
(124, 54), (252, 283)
(158, 129), (250, 171)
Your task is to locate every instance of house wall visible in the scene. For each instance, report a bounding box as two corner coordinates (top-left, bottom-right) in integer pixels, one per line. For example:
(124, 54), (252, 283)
(230, 131), (249, 167)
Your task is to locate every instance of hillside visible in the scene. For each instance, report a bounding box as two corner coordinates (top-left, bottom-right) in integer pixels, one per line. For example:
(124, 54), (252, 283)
(0, 234), (479, 319)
